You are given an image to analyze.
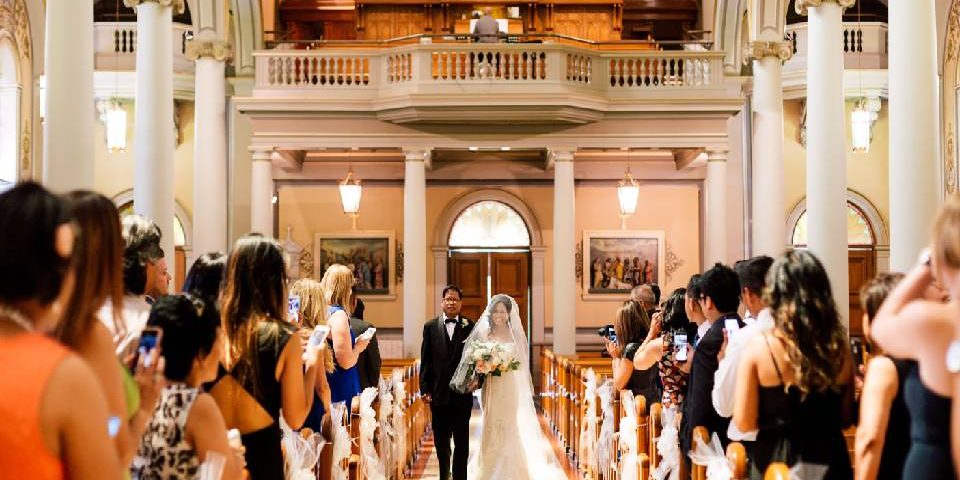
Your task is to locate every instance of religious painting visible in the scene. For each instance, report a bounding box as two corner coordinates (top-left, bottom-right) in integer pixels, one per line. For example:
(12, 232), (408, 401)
(315, 231), (396, 296)
(582, 230), (665, 298)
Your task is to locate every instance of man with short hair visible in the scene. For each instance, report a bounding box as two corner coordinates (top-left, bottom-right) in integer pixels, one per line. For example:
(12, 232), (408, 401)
(712, 256), (775, 441)
(472, 7), (500, 43)
(680, 263), (743, 457)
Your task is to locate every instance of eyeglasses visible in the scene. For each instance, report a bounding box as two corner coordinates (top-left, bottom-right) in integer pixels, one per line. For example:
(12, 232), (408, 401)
(442, 298), (461, 304)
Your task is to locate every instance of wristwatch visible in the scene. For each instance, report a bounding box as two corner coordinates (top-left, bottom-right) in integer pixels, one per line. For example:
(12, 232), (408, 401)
(947, 340), (960, 374)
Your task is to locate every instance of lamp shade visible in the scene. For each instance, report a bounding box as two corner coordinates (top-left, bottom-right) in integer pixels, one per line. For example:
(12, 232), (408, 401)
(105, 101), (127, 152)
(339, 172), (362, 214)
(851, 104), (871, 153)
(617, 173), (639, 216)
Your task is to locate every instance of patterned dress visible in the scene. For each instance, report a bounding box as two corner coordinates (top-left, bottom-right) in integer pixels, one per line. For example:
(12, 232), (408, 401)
(658, 332), (689, 409)
(132, 384), (201, 479)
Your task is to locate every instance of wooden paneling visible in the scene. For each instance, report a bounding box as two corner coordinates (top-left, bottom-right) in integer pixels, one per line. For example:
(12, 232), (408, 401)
(492, 253), (530, 333)
(450, 252), (488, 322)
(361, 6), (429, 40)
(848, 248), (876, 337)
(552, 9), (619, 41)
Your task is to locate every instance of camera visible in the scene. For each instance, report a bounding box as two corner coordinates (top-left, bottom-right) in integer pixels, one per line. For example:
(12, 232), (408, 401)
(597, 324), (616, 340)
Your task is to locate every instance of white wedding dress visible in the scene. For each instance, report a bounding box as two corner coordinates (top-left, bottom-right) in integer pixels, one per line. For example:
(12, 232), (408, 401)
(450, 295), (566, 480)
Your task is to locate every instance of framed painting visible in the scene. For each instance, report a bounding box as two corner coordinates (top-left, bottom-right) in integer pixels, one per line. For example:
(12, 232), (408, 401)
(315, 231), (396, 298)
(582, 230), (665, 299)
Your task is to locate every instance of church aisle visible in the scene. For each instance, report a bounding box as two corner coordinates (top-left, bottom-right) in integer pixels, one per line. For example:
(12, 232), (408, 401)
(409, 406), (579, 480)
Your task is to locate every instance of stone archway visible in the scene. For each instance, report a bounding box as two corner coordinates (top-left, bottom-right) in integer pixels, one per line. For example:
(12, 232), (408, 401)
(432, 188), (548, 343)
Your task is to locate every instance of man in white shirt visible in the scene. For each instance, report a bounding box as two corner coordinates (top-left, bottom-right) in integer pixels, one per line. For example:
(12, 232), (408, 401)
(712, 255), (774, 441)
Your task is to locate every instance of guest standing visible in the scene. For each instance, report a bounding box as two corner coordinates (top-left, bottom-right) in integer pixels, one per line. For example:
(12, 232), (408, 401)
(182, 252), (226, 302)
(320, 264), (371, 407)
(855, 273), (911, 480)
(350, 291), (382, 390)
(632, 287), (693, 409)
(607, 301), (660, 405)
(211, 235), (320, 480)
(291, 278), (334, 433)
(0, 182), (123, 479)
(733, 250), (854, 480)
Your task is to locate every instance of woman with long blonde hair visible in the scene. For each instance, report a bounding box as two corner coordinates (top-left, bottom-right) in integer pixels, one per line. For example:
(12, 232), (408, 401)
(290, 278), (334, 432)
(320, 264), (370, 408)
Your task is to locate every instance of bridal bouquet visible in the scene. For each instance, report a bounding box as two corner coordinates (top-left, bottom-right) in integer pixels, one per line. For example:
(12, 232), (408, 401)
(451, 340), (521, 393)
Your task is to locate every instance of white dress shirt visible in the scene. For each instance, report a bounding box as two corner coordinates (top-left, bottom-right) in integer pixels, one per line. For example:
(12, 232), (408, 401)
(696, 319), (713, 345)
(444, 315), (459, 340)
(98, 294), (151, 357)
(712, 308), (775, 441)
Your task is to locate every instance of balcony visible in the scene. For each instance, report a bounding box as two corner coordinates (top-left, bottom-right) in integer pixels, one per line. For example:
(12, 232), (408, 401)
(94, 22), (195, 73)
(784, 22), (887, 72)
(248, 38), (734, 124)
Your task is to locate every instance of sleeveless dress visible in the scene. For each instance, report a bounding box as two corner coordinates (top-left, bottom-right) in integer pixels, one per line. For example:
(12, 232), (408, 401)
(901, 362), (956, 479)
(875, 358), (913, 480)
(132, 384), (201, 479)
(0, 333), (70, 480)
(658, 331), (689, 409)
(304, 305), (362, 432)
(214, 321), (295, 480)
(748, 334), (852, 480)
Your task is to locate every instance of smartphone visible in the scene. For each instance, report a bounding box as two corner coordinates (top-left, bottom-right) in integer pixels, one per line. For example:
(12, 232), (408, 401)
(674, 332), (688, 362)
(288, 295), (301, 325)
(308, 325), (330, 350)
(130, 327), (163, 371)
(357, 327), (377, 342)
(609, 333), (618, 344)
(724, 318), (740, 335)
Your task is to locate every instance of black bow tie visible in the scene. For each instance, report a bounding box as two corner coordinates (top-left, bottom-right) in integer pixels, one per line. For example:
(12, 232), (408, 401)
(445, 317), (459, 324)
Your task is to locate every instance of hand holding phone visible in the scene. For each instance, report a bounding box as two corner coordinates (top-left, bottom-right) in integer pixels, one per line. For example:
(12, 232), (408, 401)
(129, 327), (163, 371)
(357, 327), (376, 342)
(288, 295), (301, 325)
(308, 325), (330, 349)
(674, 333), (689, 362)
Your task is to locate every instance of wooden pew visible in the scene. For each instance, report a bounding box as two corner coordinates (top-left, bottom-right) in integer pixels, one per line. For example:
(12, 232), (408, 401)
(764, 462), (791, 480)
(690, 426), (710, 480)
(726, 442), (748, 480)
(649, 402), (662, 472)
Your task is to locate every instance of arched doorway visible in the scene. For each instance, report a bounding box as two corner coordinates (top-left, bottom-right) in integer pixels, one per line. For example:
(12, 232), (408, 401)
(786, 190), (888, 336)
(433, 189), (545, 344)
(0, 36), (19, 190)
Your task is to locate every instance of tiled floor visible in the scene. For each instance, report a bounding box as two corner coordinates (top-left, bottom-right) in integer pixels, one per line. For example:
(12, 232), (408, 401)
(409, 407), (579, 480)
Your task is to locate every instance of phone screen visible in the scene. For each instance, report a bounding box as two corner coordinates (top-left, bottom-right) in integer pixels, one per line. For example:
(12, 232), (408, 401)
(724, 318), (740, 335)
(288, 295), (301, 325)
(674, 333), (688, 361)
(131, 328), (161, 370)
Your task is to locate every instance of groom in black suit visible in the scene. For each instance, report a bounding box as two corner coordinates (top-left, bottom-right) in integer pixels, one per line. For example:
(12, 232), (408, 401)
(420, 285), (474, 480)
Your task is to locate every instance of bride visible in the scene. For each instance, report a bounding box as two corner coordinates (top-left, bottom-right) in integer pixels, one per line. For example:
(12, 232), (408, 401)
(450, 294), (566, 480)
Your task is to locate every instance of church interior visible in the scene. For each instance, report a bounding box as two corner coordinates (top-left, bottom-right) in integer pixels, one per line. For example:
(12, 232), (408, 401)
(1, 0), (958, 478)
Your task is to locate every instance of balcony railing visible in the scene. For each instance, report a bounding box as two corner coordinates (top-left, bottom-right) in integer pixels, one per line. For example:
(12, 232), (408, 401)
(255, 41), (724, 94)
(94, 22), (195, 72)
(784, 22), (887, 72)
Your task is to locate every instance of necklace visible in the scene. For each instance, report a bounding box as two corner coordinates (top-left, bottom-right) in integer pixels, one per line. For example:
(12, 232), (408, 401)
(0, 305), (34, 332)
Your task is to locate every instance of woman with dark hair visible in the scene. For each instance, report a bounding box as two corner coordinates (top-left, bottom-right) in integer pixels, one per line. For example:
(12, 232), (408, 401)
(632, 288), (693, 408)
(132, 295), (242, 480)
(0, 182), (122, 479)
(58, 191), (163, 472)
(607, 301), (660, 404)
(872, 193), (960, 480)
(182, 252), (227, 301)
(210, 235), (319, 480)
(733, 250), (854, 479)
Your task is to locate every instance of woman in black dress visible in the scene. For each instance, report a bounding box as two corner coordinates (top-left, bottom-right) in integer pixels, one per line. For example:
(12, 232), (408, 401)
(606, 301), (661, 406)
(733, 250), (854, 480)
(871, 196), (959, 480)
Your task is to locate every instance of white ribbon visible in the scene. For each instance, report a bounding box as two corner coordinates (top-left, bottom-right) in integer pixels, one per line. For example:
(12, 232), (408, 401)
(391, 370), (406, 479)
(280, 414), (326, 480)
(651, 406), (680, 480)
(360, 387), (386, 480)
(579, 368), (599, 472)
(378, 379), (397, 479)
(789, 462), (829, 480)
(597, 379), (617, 473)
(688, 432), (732, 480)
(330, 402), (351, 480)
(617, 392), (639, 480)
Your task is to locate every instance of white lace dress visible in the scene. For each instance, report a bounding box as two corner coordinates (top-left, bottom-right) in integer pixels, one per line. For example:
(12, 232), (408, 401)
(470, 343), (564, 480)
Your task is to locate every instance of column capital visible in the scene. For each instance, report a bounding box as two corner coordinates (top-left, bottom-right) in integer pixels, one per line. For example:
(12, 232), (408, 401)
(250, 148), (272, 162)
(744, 40), (793, 63)
(549, 150), (575, 163)
(185, 39), (232, 62)
(706, 149), (729, 162)
(795, 0), (856, 16)
(123, 0), (186, 14)
(404, 150), (430, 163)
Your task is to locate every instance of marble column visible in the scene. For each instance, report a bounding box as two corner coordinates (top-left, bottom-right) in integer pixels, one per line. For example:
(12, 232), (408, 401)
(250, 149), (274, 236)
(889, 0), (939, 270)
(552, 151), (576, 355)
(705, 150), (729, 265)
(186, 38), (232, 256)
(404, 150), (428, 357)
(799, 0), (852, 323)
(432, 246), (448, 318)
(128, 0), (183, 289)
(746, 40), (793, 258)
(43, 0), (95, 191)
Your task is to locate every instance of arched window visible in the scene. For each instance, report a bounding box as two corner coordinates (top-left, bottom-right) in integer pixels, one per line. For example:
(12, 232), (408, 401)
(118, 202), (187, 247)
(448, 200), (530, 247)
(0, 37), (19, 190)
(791, 202), (875, 246)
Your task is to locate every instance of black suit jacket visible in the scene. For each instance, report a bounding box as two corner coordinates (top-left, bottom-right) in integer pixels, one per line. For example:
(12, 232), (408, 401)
(680, 314), (743, 454)
(420, 315), (474, 408)
(349, 316), (382, 390)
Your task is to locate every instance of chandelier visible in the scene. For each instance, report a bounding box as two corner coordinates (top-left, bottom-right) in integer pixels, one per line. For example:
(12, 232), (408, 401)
(339, 170), (362, 229)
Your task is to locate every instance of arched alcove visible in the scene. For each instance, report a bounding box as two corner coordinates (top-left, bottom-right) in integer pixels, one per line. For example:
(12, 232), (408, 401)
(0, 35), (19, 188)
